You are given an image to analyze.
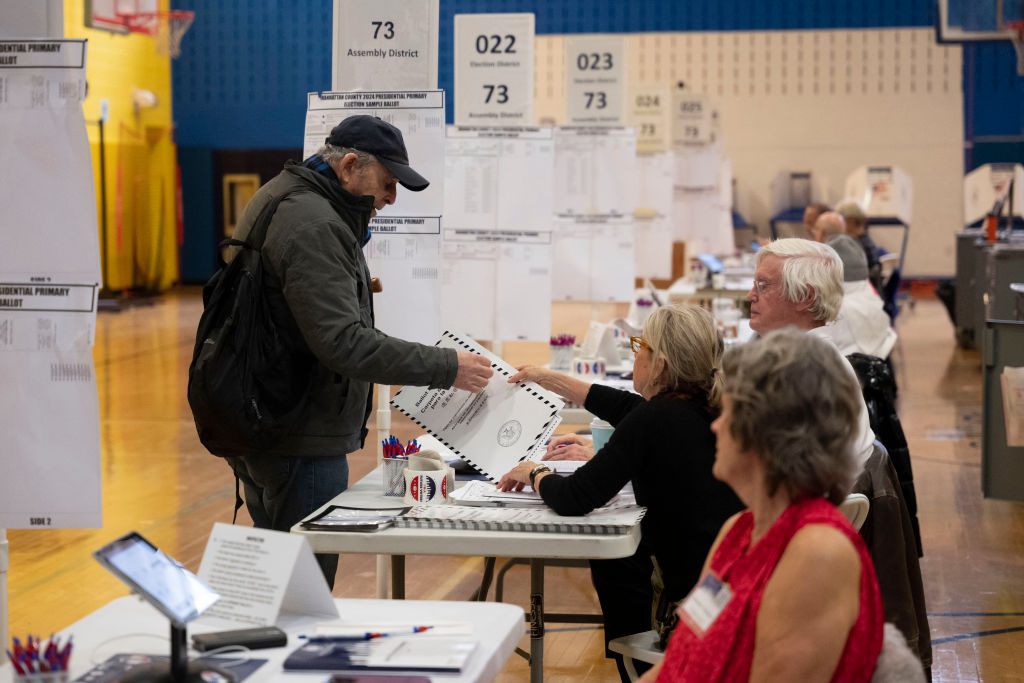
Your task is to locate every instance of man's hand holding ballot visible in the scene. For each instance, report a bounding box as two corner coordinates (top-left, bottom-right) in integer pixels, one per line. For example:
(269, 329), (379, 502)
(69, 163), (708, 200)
(453, 351), (494, 392)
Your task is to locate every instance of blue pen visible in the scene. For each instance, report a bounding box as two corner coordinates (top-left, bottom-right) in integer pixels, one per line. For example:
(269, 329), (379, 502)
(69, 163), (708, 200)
(301, 626), (434, 642)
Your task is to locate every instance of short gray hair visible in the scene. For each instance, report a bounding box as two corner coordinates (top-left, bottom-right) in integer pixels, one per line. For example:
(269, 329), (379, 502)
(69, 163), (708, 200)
(758, 238), (843, 323)
(316, 143), (377, 170)
(721, 329), (862, 505)
(815, 211), (846, 241)
(642, 303), (724, 410)
(836, 198), (867, 228)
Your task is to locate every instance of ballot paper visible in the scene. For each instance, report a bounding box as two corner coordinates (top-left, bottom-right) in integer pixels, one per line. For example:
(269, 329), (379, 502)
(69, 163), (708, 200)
(391, 331), (564, 482)
(0, 40), (102, 529)
(303, 91), (445, 345)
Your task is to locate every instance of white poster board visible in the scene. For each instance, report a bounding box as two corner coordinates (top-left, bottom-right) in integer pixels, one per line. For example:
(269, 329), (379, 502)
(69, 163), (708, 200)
(453, 13), (534, 126)
(564, 35), (625, 125)
(441, 126), (554, 341)
(0, 39), (102, 529)
(304, 91), (445, 344)
(331, 0), (439, 91)
(552, 214), (634, 302)
(553, 126), (637, 215)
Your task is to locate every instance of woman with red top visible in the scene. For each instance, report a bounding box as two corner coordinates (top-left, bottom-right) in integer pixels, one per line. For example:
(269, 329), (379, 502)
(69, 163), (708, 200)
(641, 329), (884, 683)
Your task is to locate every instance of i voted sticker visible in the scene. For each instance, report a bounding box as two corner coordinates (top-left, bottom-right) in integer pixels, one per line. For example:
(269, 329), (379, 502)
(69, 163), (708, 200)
(677, 572), (733, 637)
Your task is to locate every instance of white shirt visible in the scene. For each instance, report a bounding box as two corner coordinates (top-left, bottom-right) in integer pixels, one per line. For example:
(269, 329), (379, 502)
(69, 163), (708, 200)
(822, 280), (897, 359)
(808, 326), (877, 469)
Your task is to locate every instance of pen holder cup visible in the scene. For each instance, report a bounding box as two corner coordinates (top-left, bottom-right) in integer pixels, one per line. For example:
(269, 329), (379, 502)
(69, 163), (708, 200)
(574, 357), (606, 379)
(590, 418), (614, 453)
(382, 457), (408, 497)
(550, 344), (573, 371)
(14, 673), (69, 683)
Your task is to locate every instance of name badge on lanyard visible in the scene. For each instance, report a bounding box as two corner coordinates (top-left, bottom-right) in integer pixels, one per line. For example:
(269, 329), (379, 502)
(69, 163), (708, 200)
(677, 572), (733, 637)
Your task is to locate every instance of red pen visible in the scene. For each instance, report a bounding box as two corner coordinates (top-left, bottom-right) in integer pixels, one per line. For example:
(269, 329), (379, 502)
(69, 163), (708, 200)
(6, 649), (25, 675)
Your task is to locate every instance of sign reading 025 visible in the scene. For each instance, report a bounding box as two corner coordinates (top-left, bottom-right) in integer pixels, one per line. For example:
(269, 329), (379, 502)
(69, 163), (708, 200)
(453, 13), (535, 126)
(565, 35), (625, 125)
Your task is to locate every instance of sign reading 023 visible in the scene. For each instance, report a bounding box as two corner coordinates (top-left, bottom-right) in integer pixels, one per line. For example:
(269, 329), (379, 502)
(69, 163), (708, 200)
(453, 13), (535, 125)
(565, 36), (625, 125)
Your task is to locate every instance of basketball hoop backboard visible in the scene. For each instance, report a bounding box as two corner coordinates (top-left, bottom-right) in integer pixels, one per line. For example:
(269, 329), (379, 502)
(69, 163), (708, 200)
(84, 0), (156, 34)
(935, 0), (1022, 42)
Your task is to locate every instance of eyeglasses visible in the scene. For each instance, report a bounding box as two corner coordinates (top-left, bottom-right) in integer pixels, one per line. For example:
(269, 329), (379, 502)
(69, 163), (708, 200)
(751, 279), (773, 296)
(629, 336), (650, 354)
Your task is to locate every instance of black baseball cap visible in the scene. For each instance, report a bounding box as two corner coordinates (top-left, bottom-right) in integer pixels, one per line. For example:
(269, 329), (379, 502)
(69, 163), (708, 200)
(326, 115), (429, 192)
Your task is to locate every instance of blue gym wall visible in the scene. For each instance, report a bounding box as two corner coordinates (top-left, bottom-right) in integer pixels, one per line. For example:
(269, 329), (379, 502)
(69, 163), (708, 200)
(172, 0), (1024, 280)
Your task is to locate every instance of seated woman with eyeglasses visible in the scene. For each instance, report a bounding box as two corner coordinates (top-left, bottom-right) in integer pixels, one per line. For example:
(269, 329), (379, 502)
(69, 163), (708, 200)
(498, 304), (744, 683)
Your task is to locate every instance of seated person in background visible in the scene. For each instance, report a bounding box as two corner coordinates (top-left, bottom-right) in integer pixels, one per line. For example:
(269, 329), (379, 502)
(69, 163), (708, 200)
(498, 304), (744, 683)
(811, 210), (846, 243)
(803, 201), (832, 239)
(746, 238), (876, 468)
(641, 329), (884, 683)
(837, 198), (883, 290)
(825, 234), (897, 359)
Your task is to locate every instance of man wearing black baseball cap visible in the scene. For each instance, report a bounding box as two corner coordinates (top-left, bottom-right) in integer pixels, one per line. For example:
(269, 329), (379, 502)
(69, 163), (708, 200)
(218, 114), (492, 589)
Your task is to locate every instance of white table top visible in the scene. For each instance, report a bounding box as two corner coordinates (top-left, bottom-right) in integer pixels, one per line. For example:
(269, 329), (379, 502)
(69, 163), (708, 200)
(0, 596), (524, 683)
(291, 467), (641, 560)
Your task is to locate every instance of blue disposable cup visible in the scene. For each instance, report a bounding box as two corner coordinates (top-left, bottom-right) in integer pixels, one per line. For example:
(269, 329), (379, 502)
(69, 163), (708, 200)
(591, 419), (614, 453)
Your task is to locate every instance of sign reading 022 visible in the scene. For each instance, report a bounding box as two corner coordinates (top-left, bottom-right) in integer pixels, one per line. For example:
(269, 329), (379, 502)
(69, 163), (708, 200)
(452, 13), (534, 125)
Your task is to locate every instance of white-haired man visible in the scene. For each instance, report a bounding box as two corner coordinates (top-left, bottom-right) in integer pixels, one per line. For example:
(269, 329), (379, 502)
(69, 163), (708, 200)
(747, 238), (875, 466)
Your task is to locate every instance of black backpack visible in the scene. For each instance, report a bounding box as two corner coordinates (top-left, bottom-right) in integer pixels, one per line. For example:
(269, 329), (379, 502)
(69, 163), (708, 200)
(187, 191), (316, 456)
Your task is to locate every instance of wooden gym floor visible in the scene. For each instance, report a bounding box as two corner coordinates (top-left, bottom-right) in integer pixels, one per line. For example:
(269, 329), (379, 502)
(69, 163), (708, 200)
(5, 287), (1023, 681)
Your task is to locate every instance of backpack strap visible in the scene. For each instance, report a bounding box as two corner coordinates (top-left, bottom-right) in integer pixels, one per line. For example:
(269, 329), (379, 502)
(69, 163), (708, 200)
(218, 189), (309, 261)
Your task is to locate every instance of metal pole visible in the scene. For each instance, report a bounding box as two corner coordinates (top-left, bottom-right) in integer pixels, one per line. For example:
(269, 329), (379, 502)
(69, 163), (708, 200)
(1, 529), (9, 651)
(376, 384), (391, 599)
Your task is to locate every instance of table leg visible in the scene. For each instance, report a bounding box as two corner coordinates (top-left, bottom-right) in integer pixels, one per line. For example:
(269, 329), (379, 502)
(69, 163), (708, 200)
(529, 558), (544, 683)
(391, 555), (405, 600)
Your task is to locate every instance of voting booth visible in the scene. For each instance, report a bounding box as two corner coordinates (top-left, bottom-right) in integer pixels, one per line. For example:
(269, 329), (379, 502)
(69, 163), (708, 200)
(844, 165), (914, 272)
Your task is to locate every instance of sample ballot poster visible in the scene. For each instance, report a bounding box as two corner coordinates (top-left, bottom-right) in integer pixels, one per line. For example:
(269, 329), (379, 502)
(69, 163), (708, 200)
(304, 90), (445, 345)
(441, 126), (553, 341)
(0, 40), (102, 528)
(551, 127), (636, 302)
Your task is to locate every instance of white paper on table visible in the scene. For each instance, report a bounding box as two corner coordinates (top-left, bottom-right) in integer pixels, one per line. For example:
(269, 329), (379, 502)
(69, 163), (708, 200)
(365, 216), (441, 345)
(390, 331), (564, 481)
(304, 91), (445, 218)
(315, 621), (474, 637)
(634, 214), (673, 280)
(0, 348), (101, 528)
(554, 127), (637, 215)
(197, 523), (338, 628)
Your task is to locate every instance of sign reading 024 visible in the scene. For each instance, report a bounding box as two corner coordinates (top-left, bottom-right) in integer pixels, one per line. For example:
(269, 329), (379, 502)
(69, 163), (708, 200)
(453, 13), (535, 126)
(565, 35), (625, 126)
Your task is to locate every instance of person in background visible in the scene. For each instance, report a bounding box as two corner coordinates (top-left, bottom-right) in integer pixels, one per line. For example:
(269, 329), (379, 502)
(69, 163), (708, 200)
(641, 330), (884, 682)
(221, 115), (492, 588)
(745, 238), (875, 468)
(497, 304), (744, 683)
(802, 201), (832, 239)
(836, 198), (883, 290)
(812, 210), (846, 243)
(824, 234), (897, 359)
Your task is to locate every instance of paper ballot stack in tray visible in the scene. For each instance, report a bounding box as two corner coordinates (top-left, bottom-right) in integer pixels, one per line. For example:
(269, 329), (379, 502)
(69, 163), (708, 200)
(391, 331), (564, 482)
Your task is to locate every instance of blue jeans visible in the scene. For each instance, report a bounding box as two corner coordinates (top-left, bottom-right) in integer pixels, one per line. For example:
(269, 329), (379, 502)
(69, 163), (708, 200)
(226, 454), (349, 589)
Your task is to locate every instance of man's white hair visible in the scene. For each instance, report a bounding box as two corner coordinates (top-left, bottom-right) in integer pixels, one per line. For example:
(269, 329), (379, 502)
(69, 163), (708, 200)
(758, 238), (844, 323)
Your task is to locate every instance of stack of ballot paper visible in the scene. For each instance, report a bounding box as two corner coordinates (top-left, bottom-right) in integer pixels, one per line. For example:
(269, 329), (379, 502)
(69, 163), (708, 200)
(391, 331), (564, 481)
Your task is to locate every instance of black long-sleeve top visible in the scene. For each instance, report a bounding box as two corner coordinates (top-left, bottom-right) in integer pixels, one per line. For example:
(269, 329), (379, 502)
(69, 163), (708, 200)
(538, 384), (745, 601)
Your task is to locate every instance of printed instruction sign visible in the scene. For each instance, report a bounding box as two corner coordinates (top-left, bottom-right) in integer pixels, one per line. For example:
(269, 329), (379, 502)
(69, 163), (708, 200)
(454, 13), (534, 126)
(565, 35), (625, 125)
(331, 0), (439, 91)
(629, 84), (671, 153)
(197, 524), (338, 627)
(0, 40), (102, 529)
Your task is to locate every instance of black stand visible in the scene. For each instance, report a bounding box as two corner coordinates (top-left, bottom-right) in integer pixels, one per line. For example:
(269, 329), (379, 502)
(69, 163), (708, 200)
(120, 623), (235, 683)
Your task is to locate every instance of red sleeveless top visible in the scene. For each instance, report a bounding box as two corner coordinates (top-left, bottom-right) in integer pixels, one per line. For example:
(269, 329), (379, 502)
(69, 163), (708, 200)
(656, 497), (883, 682)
